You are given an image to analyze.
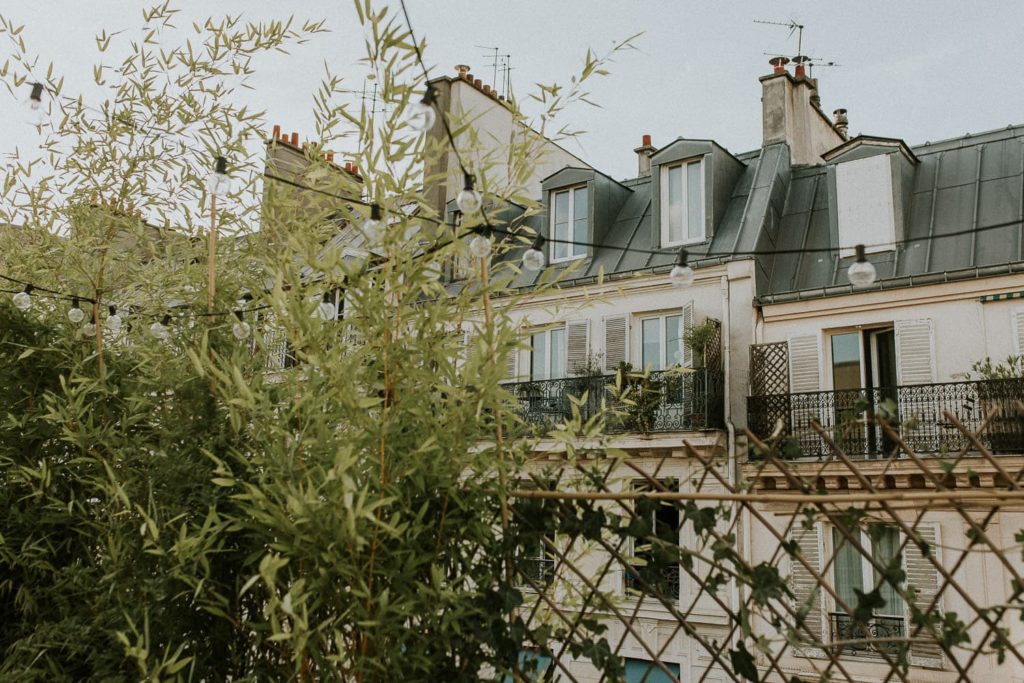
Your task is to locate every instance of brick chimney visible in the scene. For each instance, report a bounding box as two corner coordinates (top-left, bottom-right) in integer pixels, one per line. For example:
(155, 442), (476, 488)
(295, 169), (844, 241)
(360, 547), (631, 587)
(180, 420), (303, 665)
(760, 59), (845, 165)
(634, 134), (656, 177)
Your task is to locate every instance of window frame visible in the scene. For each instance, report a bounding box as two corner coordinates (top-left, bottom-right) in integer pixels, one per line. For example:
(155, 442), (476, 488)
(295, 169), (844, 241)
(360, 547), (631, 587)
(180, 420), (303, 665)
(529, 326), (567, 381)
(549, 184), (589, 263)
(638, 313), (684, 372)
(659, 157), (706, 248)
(624, 478), (681, 602)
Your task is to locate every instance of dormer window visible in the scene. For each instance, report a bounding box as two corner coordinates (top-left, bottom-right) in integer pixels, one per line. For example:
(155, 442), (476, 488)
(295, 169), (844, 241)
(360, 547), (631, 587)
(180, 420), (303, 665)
(550, 185), (588, 262)
(660, 159), (704, 246)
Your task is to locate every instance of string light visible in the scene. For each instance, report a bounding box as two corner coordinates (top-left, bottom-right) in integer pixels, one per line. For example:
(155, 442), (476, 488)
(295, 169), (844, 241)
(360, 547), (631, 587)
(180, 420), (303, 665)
(206, 155), (231, 198)
(406, 86), (437, 132)
(669, 248), (695, 287)
(67, 297), (85, 323)
(82, 322), (97, 337)
(149, 314), (171, 340)
(232, 310), (251, 340)
(848, 244), (877, 288)
(12, 285), (33, 311)
(25, 83), (46, 127)
(522, 234), (546, 272)
(362, 204), (384, 245)
(316, 292), (337, 320)
(469, 226), (493, 258)
(456, 173), (482, 214)
(106, 305), (123, 333)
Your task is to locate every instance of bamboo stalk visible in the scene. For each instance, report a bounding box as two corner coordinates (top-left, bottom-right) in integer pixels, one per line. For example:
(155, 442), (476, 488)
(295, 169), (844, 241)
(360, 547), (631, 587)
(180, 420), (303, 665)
(207, 194), (218, 313)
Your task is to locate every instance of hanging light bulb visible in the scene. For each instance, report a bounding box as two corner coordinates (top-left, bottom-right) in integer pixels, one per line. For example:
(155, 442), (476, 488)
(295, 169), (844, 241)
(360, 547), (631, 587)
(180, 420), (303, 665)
(362, 204), (384, 245)
(848, 244), (877, 288)
(316, 292), (337, 320)
(82, 322), (97, 337)
(206, 155), (231, 198)
(12, 285), (33, 311)
(232, 310), (251, 340)
(406, 87), (437, 132)
(669, 248), (696, 287)
(106, 305), (123, 333)
(149, 314), (171, 341)
(25, 82), (46, 127)
(521, 234), (546, 272)
(469, 226), (493, 258)
(456, 173), (483, 214)
(67, 296), (85, 323)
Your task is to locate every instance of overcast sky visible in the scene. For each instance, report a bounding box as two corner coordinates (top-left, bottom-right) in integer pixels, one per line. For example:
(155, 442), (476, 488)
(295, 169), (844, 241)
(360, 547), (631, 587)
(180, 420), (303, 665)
(2, 1), (1023, 182)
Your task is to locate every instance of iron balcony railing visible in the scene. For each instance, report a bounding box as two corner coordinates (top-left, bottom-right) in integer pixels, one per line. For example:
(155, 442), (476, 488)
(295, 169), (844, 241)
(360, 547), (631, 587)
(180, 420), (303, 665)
(830, 613), (905, 655)
(747, 379), (1024, 458)
(504, 369), (725, 434)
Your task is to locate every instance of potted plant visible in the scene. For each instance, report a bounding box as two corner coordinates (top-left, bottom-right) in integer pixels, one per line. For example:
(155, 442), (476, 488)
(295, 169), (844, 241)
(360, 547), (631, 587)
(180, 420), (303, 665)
(970, 356), (1024, 453)
(683, 320), (718, 369)
(613, 362), (663, 433)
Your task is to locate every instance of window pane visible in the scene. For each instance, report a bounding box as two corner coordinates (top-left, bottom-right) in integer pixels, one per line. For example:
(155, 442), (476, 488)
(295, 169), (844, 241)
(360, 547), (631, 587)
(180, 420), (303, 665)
(572, 186), (588, 256)
(667, 165), (683, 243)
(831, 332), (862, 391)
(549, 328), (566, 378)
(642, 318), (661, 371)
(686, 161), (703, 240)
(665, 315), (682, 367)
(833, 527), (865, 608)
(531, 332), (547, 380)
(553, 191), (569, 260)
(872, 526), (905, 617)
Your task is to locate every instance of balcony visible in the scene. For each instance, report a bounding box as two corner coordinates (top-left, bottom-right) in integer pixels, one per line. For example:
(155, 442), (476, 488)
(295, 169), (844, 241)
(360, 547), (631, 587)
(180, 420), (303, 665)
(747, 379), (1024, 459)
(504, 369), (724, 434)
(830, 613), (904, 655)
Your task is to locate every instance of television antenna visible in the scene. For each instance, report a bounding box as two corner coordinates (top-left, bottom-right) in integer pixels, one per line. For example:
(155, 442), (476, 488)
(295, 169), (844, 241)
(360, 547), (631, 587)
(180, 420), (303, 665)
(754, 18), (805, 58)
(475, 44), (512, 98)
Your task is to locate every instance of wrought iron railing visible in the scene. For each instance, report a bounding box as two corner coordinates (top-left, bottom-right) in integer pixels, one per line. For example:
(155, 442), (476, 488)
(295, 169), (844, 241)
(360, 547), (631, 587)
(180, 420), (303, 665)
(830, 613), (905, 654)
(748, 379), (1024, 458)
(624, 562), (681, 601)
(504, 369), (724, 433)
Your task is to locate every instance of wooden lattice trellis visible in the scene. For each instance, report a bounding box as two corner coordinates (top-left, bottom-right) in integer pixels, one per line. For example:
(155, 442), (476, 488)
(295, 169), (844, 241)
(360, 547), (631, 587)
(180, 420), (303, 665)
(750, 341), (788, 396)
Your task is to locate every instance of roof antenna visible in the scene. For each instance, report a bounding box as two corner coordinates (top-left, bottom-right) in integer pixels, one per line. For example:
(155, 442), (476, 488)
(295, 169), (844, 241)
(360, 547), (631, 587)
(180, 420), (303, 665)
(754, 18), (805, 59)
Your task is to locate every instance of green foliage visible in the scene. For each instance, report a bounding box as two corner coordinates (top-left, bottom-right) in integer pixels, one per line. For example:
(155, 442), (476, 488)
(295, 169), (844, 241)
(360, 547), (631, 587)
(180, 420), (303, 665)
(971, 355), (1024, 380)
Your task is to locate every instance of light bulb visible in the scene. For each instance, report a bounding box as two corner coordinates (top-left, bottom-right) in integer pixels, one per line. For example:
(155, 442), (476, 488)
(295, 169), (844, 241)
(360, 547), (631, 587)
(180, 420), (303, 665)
(469, 233), (492, 258)
(316, 295), (337, 320)
(232, 320), (251, 340)
(25, 83), (46, 127)
(669, 264), (696, 287)
(106, 313), (122, 333)
(521, 234), (546, 272)
(406, 90), (437, 132)
(423, 260), (443, 281)
(457, 186), (482, 214)
(12, 290), (32, 311)
(362, 204), (384, 245)
(206, 155), (230, 198)
(67, 297), (85, 323)
(669, 247), (695, 287)
(82, 322), (97, 337)
(848, 244), (877, 288)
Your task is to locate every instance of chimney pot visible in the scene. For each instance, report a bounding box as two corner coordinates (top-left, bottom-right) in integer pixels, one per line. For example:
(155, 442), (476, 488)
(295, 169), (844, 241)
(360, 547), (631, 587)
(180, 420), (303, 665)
(351, 164), (359, 176)
(642, 134), (652, 147)
(634, 135), (656, 177)
(466, 72), (474, 82)
(473, 78), (482, 88)
(326, 152), (334, 162)
(768, 56), (790, 74)
(455, 64), (471, 77)
(290, 132), (299, 146)
(483, 84), (491, 94)
(833, 108), (849, 139)
(272, 124), (281, 140)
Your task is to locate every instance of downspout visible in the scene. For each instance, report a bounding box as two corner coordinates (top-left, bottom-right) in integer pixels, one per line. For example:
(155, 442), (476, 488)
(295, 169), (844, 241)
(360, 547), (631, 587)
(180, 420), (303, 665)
(721, 274), (741, 642)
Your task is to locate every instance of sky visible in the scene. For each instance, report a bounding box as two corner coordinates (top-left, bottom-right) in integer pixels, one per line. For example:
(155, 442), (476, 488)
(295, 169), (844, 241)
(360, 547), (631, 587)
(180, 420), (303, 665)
(1, 1), (1023, 182)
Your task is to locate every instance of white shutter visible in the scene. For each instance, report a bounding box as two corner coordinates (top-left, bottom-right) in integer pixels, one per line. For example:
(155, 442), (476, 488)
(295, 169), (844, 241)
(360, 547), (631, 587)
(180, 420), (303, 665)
(603, 315), (627, 373)
(1013, 310), (1024, 355)
(788, 523), (824, 649)
(788, 334), (821, 393)
(681, 301), (694, 369)
(504, 343), (519, 382)
(895, 319), (935, 385)
(905, 522), (944, 667)
(566, 320), (590, 375)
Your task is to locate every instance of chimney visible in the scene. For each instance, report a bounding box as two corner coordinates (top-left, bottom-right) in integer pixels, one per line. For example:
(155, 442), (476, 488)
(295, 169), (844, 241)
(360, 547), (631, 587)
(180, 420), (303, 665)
(455, 64), (471, 78)
(634, 134), (656, 177)
(760, 61), (845, 165)
(833, 109), (849, 139)
(290, 132), (299, 146)
(272, 124), (281, 140)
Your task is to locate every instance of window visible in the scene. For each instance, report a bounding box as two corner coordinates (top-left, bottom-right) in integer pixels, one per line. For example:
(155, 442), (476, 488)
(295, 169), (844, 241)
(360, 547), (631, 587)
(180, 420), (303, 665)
(640, 314), (683, 371)
(624, 658), (681, 683)
(661, 159), (704, 246)
(831, 525), (905, 653)
(530, 327), (566, 380)
(835, 154), (896, 256)
(625, 479), (680, 601)
(550, 185), (588, 262)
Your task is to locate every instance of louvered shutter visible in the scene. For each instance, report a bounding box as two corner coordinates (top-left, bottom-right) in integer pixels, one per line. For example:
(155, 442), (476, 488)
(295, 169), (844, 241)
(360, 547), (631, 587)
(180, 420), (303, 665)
(681, 301), (694, 369)
(895, 319), (936, 385)
(603, 315), (627, 373)
(566, 320), (590, 375)
(1013, 311), (1024, 355)
(788, 523), (824, 650)
(905, 522), (944, 667)
(504, 339), (519, 382)
(788, 335), (821, 393)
